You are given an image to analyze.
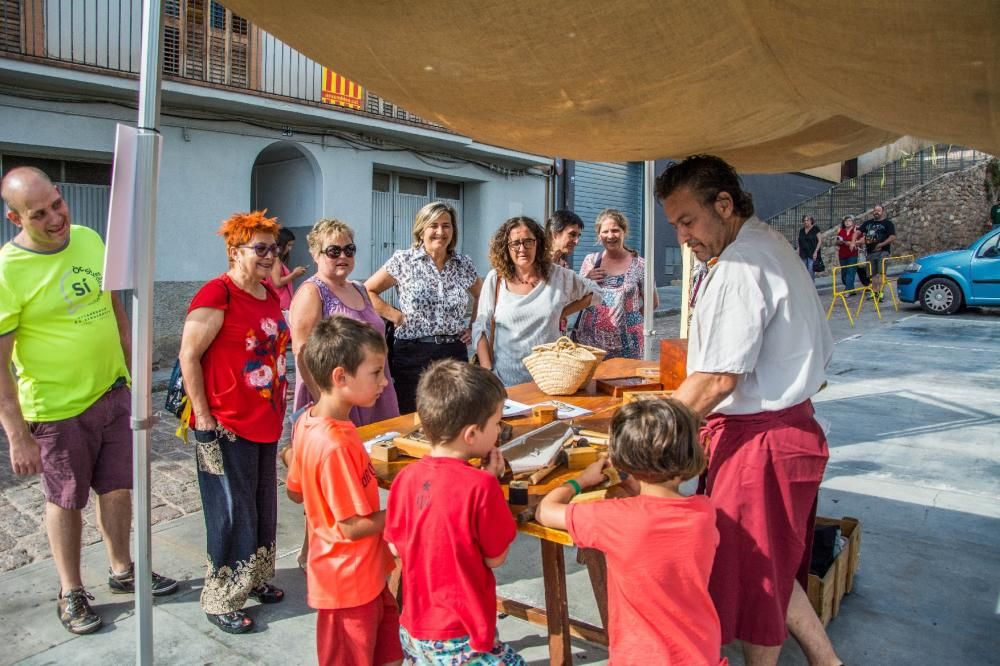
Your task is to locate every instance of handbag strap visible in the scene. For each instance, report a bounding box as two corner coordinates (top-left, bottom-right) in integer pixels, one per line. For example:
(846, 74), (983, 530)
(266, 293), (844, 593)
(484, 274), (501, 366)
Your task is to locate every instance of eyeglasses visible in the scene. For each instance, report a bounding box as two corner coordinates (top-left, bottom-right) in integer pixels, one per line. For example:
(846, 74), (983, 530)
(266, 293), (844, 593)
(240, 243), (279, 257)
(507, 238), (537, 250)
(321, 243), (357, 259)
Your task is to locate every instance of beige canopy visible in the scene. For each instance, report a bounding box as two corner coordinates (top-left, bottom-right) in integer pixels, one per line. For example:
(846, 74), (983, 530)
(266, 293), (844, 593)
(224, 0), (998, 170)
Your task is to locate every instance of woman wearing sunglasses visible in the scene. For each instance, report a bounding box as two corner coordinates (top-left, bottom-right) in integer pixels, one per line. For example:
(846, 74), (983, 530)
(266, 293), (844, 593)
(178, 211), (290, 634)
(285, 218), (399, 570)
(473, 216), (599, 386)
(289, 218), (400, 425)
(364, 201), (482, 413)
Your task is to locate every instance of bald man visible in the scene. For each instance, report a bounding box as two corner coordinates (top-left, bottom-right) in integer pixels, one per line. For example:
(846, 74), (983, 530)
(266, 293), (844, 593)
(0, 167), (175, 635)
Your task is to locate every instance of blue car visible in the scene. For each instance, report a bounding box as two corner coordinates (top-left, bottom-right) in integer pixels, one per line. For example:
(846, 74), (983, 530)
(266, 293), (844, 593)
(897, 226), (1000, 314)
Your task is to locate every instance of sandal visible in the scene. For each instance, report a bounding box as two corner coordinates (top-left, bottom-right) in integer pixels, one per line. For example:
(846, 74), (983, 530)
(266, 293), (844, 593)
(250, 582), (284, 604)
(206, 610), (254, 634)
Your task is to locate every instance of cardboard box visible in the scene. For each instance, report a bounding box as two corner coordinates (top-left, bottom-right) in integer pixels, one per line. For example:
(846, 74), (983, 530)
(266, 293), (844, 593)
(807, 516), (861, 626)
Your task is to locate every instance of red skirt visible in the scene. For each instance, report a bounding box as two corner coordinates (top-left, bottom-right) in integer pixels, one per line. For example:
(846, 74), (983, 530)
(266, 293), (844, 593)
(700, 400), (828, 647)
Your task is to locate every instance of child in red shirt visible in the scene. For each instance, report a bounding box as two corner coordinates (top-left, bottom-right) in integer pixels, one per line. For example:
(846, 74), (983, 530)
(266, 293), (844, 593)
(384, 360), (523, 664)
(537, 399), (727, 666)
(285, 316), (402, 666)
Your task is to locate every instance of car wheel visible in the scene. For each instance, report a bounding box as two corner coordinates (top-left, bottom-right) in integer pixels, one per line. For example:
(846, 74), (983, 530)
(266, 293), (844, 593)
(918, 277), (963, 315)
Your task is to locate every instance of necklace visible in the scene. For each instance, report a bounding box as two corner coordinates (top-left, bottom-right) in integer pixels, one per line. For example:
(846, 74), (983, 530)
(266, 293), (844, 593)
(513, 273), (539, 288)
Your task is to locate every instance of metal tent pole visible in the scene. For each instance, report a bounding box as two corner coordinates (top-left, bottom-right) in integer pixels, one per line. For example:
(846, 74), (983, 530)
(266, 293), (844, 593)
(642, 160), (656, 360)
(132, 1), (164, 664)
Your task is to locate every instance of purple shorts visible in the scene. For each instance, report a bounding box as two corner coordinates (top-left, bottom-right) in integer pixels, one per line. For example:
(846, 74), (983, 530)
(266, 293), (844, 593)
(29, 385), (133, 510)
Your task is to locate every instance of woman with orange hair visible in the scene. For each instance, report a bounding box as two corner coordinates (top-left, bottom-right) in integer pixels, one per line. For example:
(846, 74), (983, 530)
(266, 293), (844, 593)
(179, 211), (290, 634)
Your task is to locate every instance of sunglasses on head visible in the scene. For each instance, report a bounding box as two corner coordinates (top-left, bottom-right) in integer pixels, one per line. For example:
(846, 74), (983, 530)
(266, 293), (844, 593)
(240, 243), (279, 258)
(322, 243), (357, 259)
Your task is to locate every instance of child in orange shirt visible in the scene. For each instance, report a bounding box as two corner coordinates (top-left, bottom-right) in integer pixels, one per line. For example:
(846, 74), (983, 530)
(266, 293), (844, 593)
(286, 316), (402, 666)
(537, 399), (727, 666)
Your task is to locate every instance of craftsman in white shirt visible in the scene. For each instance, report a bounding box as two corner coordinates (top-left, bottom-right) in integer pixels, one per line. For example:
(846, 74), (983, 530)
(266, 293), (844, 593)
(656, 155), (841, 666)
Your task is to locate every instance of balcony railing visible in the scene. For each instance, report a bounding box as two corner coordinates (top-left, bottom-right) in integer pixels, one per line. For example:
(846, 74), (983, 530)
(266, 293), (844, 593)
(0, 0), (443, 129)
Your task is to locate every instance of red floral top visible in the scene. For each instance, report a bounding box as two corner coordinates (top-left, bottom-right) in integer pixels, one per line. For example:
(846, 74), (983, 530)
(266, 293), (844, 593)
(187, 274), (290, 443)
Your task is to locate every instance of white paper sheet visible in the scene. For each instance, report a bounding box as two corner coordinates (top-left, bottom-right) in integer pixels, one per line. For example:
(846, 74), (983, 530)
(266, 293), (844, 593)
(502, 399), (533, 418)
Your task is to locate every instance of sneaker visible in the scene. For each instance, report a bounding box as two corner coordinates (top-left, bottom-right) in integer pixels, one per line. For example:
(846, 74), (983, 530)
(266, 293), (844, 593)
(58, 587), (102, 635)
(108, 563), (179, 596)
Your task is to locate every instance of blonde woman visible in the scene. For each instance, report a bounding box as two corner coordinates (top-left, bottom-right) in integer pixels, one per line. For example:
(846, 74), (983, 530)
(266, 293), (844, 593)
(290, 218), (399, 424)
(365, 201), (482, 413)
(575, 209), (658, 359)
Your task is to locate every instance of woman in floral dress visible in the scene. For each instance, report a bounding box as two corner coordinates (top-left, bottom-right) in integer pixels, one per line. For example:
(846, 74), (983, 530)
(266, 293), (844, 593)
(179, 211), (290, 634)
(575, 209), (658, 359)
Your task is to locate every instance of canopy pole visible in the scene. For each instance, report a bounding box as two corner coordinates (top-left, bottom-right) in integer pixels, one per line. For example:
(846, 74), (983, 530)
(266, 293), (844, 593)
(679, 245), (693, 339)
(131, 2), (163, 664)
(642, 160), (656, 360)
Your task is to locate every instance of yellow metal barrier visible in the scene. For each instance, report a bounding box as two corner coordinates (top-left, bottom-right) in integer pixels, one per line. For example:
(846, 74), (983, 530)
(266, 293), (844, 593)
(827, 260), (880, 327)
(881, 254), (915, 312)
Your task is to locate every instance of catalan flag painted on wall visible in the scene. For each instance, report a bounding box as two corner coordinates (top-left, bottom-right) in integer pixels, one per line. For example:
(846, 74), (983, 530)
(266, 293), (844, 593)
(322, 68), (364, 109)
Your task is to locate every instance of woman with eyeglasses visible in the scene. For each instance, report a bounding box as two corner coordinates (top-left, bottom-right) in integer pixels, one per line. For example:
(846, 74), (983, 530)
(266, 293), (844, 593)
(178, 211), (290, 634)
(574, 209), (659, 359)
(473, 216), (600, 386)
(364, 202), (482, 413)
(289, 218), (399, 424)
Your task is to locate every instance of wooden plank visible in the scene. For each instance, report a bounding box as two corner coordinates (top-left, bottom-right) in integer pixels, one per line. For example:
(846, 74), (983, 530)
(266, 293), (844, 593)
(497, 597), (608, 647)
(540, 540), (572, 665)
(517, 520), (574, 547)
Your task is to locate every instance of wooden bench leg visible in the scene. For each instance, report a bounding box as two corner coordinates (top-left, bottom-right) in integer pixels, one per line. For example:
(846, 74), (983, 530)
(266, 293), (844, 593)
(541, 539), (572, 665)
(576, 547), (609, 630)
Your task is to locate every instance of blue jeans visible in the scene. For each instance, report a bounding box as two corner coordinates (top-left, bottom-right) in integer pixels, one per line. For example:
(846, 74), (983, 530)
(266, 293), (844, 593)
(802, 256), (815, 280)
(839, 257), (857, 290)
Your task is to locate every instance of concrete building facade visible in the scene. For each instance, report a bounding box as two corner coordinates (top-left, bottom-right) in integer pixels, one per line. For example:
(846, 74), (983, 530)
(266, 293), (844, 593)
(0, 1), (548, 363)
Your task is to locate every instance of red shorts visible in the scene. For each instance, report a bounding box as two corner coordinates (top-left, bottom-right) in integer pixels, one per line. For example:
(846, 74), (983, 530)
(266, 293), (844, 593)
(316, 587), (402, 666)
(29, 385), (133, 510)
(700, 400), (828, 647)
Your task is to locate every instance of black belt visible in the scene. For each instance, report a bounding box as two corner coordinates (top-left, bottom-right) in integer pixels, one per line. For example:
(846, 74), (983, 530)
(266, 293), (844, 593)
(107, 376), (128, 392)
(408, 335), (462, 345)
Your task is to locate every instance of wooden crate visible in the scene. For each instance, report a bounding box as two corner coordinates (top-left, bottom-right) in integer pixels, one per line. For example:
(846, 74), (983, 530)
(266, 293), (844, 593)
(658, 338), (688, 389)
(807, 516), (861, 626)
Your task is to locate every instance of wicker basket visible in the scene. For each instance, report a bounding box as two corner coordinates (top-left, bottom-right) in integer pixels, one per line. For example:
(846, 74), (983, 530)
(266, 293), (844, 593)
(523, 337), (600, 395)
(573, 342), (607, 384)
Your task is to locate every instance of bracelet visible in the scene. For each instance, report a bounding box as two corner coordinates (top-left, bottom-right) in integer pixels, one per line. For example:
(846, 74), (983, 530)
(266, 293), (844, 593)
(565, 479), (582, 495)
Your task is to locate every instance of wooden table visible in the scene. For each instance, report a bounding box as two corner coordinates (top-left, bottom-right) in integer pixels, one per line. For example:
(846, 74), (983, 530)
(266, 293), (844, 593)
(358, 358), (653, 665)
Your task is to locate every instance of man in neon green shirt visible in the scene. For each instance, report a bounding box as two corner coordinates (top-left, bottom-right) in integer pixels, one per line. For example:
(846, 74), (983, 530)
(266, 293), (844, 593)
(0, 167), (176, 634)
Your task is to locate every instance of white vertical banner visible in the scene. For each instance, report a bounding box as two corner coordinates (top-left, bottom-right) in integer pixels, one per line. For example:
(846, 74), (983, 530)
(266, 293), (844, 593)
(104, 124), (161, 290)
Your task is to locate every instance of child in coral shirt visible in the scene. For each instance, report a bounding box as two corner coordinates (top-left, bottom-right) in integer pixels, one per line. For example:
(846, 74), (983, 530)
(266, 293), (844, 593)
(537, 399), (727, 666)
(384, 360), (523, 664)
(286, 316), (402, 666)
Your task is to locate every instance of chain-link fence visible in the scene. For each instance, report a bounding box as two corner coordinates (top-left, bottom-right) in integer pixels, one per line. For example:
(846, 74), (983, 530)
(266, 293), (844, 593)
(767, 144), (991, 242)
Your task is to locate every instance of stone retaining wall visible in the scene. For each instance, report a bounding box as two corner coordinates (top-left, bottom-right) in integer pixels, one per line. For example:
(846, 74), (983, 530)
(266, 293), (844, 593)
(817, 162), (994, 277)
